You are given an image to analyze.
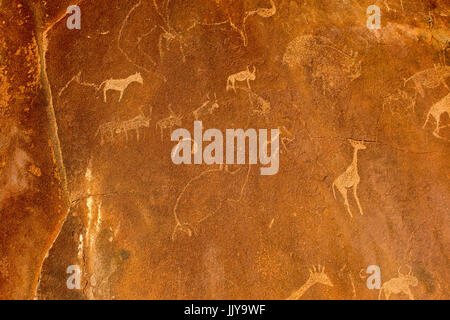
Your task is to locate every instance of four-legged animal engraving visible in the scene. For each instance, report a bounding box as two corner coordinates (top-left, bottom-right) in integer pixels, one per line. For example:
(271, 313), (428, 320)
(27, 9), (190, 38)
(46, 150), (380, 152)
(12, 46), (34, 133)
(332, 139), (366, 218)
(100, 72), (144, 102)
(193, 93), (220, 120)
(287, 265), (333, 300)
(96, 112), (151, 145)
(120, 114), (151, 141)
(226, 66), (256, 92)
(378, 266), (418, 300)
(404, 65), (450, 98)
(156, 105), (183, 141)
(283, 35), (362, 95)
(423, 93), (450, 140)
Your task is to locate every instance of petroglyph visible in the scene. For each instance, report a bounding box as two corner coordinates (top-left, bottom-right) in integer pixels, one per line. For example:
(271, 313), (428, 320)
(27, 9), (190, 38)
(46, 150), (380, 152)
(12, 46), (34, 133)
(172, 164), (252, 241)
(151, 0), (191, 63)
(193, 93), (220, 121)
(118, 1), (151, 74)
(427, 12), (450, 65)
(382, 88), (417, 114)
(58, 71), (98, 97)
(423, 93), (450, 140)
(239, 88), (271, 119)
(191, 0), (276, 47)
(379, 265), (418, 300)
(283, 35), (361, 94)
(404, 65), (450, 98)
(226, 66), (256, 93)
(156, 105), (183, 141)
(287, 265), (333, 300)
(271, 125), (294, 154)
(96, 121), (119, 145)
(59, 71), (144, 102)
(119, 113), (151, 141)
(96, 112), (151, 145)
(332, 139), (366, 218)
(100, 72), (143, 103)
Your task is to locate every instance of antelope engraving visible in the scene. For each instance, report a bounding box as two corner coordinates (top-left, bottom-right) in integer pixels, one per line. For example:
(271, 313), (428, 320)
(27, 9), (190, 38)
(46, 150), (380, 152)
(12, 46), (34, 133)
(226, 66), (256, 93)
(379, 265), (418, 300)
(287, 265), (333, 300)
(156, 105), (183, 141)
(423, 92), (450, 140)
(193, 93), (220, 120)
(100, 72), (144, 103)
(332, 139), (366, 218)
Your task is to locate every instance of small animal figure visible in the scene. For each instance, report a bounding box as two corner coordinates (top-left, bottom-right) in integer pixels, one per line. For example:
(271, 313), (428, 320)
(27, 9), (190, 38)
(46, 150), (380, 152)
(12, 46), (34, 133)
(193, 93), (220, 121)
(156, 105), (183, 141)
(100, 72), (144, 103)
(287, 265), (333, 300)
(379, 266), (418, 300)
(332, 139), (366, 218)
(423, 92), (450, 139)
(226, 66), (256, 93)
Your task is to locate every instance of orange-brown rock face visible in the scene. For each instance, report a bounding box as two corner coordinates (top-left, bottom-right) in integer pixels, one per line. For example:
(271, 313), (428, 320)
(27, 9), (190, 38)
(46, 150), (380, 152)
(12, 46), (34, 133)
(0, 0), (69, 299)
(1, 0), (449, 300)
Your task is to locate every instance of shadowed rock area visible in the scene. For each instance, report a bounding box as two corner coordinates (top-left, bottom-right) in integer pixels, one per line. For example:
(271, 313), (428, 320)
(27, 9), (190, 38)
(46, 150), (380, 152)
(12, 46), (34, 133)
(0, 0), (449, 300)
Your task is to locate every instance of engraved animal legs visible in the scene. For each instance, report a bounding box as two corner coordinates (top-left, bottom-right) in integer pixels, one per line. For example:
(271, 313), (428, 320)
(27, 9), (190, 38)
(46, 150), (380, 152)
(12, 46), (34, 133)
(405, 287), (414, 300)
(353, 184), (364, 216)
(336, 184), (353, 218)
(422, 112), (432, 129)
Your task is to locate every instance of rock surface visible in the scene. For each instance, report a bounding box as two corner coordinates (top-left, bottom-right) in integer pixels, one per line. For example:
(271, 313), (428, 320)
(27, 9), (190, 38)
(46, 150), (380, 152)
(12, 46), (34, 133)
(0, 0), (449, 299)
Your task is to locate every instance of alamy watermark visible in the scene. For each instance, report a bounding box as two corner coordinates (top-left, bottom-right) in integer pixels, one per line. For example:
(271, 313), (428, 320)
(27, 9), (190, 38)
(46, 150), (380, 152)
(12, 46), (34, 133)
(366, 5), (381, 30)
(66, 265), (81, 290)
(171, 121), (280, 175)
(66, 5), (81, 30)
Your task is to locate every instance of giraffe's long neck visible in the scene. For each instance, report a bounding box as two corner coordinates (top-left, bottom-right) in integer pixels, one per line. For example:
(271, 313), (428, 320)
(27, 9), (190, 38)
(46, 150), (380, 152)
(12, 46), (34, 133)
(352, 149), (359, 169)
(293, 278), (316, 299)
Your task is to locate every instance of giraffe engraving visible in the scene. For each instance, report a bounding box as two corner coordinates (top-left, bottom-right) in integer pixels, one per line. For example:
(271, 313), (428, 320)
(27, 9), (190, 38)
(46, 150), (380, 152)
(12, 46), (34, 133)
(287, 265), (333, 300)
(332, 139), (366, 218)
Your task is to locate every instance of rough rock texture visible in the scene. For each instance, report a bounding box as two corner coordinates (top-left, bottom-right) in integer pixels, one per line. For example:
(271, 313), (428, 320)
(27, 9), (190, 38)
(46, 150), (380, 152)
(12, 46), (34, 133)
(0, 0), (449, 300)
(0, 0), (69, 299)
